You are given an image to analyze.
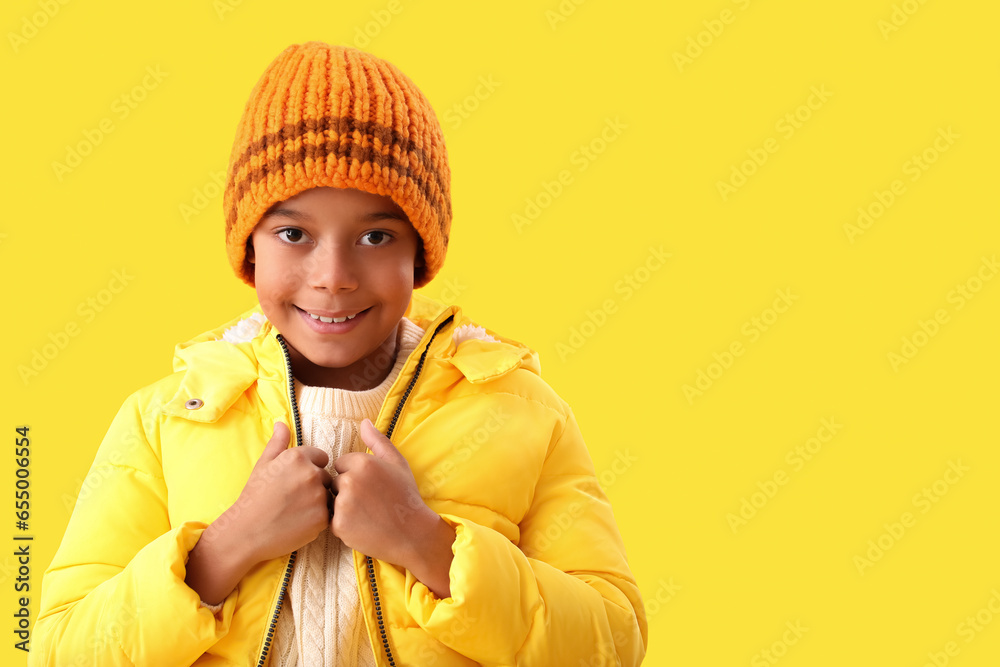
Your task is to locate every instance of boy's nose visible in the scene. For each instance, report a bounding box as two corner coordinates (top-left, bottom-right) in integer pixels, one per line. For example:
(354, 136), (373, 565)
(306, 244), (359, 291)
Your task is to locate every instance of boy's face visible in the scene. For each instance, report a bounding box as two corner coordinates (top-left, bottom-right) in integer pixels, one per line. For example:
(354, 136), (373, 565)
(248, 187), (422, 389)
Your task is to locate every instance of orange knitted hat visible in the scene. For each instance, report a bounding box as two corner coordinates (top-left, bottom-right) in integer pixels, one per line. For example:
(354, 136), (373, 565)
(224, 42), (451, 288)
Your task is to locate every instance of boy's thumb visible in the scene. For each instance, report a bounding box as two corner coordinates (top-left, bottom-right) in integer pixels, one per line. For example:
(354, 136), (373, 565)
(360, 419), (402, 462)
(259, 422), (291, 462)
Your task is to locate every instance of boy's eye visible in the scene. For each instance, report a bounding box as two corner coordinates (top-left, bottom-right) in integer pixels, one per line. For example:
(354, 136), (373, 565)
(360, 231), (390, 246)
(278, 229), (306, 243)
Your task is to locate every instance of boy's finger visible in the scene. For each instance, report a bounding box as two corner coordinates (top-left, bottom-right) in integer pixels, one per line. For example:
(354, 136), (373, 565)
(359, 419), (404, 462)
(333, 452), (363, 475)
(296, 446), (330, 470)
(318, 467), (333, 490)
(258, 422), (291, 462)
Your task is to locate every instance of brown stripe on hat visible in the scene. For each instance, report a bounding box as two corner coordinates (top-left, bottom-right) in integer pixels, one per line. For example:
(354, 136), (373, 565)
(225, 116), (449, 236)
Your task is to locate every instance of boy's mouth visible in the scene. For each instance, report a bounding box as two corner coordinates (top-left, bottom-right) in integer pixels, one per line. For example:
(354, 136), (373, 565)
(296, 306), (371, 330)
(307, 310), (361, 324)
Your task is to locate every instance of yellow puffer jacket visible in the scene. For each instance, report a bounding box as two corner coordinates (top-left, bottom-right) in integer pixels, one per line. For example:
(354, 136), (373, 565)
(32, 293), (647, 666)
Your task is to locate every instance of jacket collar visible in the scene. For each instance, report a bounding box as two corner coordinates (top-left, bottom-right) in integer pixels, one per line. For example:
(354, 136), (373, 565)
(163, 293), (540, 423)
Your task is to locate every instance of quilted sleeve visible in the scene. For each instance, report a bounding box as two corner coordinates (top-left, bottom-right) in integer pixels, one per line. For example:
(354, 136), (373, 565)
(403, 406), (648, 666)
(29, 390), (238, 667)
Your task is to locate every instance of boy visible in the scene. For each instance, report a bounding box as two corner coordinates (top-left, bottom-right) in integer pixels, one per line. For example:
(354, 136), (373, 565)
(32, 42), (647, 665)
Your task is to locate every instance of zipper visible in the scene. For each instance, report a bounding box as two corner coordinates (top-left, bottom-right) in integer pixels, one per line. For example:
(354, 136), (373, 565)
(256, 333), (304, 667)
(367, 315), (453, 667)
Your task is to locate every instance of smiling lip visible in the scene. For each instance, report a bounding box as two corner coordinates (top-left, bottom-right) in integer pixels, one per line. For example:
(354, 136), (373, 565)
(297, 306), (369, 333)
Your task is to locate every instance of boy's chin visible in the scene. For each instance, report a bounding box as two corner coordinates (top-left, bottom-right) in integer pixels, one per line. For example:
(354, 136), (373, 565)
(287, 341), (394, 385)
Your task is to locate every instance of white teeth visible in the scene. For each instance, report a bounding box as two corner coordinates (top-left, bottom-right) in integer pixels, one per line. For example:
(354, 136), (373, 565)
(308, 311), (357, 324)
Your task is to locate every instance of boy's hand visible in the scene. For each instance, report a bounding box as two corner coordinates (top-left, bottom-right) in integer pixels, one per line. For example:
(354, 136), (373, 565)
(331, 419), (456, 598)
(225, 422), (333, 563)
(187, 422), (333, 605)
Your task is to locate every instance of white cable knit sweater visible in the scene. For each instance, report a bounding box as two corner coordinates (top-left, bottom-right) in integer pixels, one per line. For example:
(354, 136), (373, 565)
(269, 317), (425, 667)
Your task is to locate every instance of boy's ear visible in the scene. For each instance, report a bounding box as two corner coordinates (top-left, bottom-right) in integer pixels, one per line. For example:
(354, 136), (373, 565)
(414, 241), (424, 268)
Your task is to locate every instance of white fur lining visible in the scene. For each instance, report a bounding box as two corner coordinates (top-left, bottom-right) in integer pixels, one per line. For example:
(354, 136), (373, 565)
(452, 323), (499, 346)
(221, 313), (267, 344)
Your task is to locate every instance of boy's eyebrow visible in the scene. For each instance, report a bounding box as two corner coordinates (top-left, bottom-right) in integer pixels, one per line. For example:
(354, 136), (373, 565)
(263, 207), (308, 221)
(359, 210), (410, 224)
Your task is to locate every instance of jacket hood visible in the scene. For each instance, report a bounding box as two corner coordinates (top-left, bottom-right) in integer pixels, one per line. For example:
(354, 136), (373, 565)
(165, 293), (541, 421)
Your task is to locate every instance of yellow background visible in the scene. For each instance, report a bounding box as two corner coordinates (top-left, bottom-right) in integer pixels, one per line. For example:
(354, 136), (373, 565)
(2, 0), (998, 665)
